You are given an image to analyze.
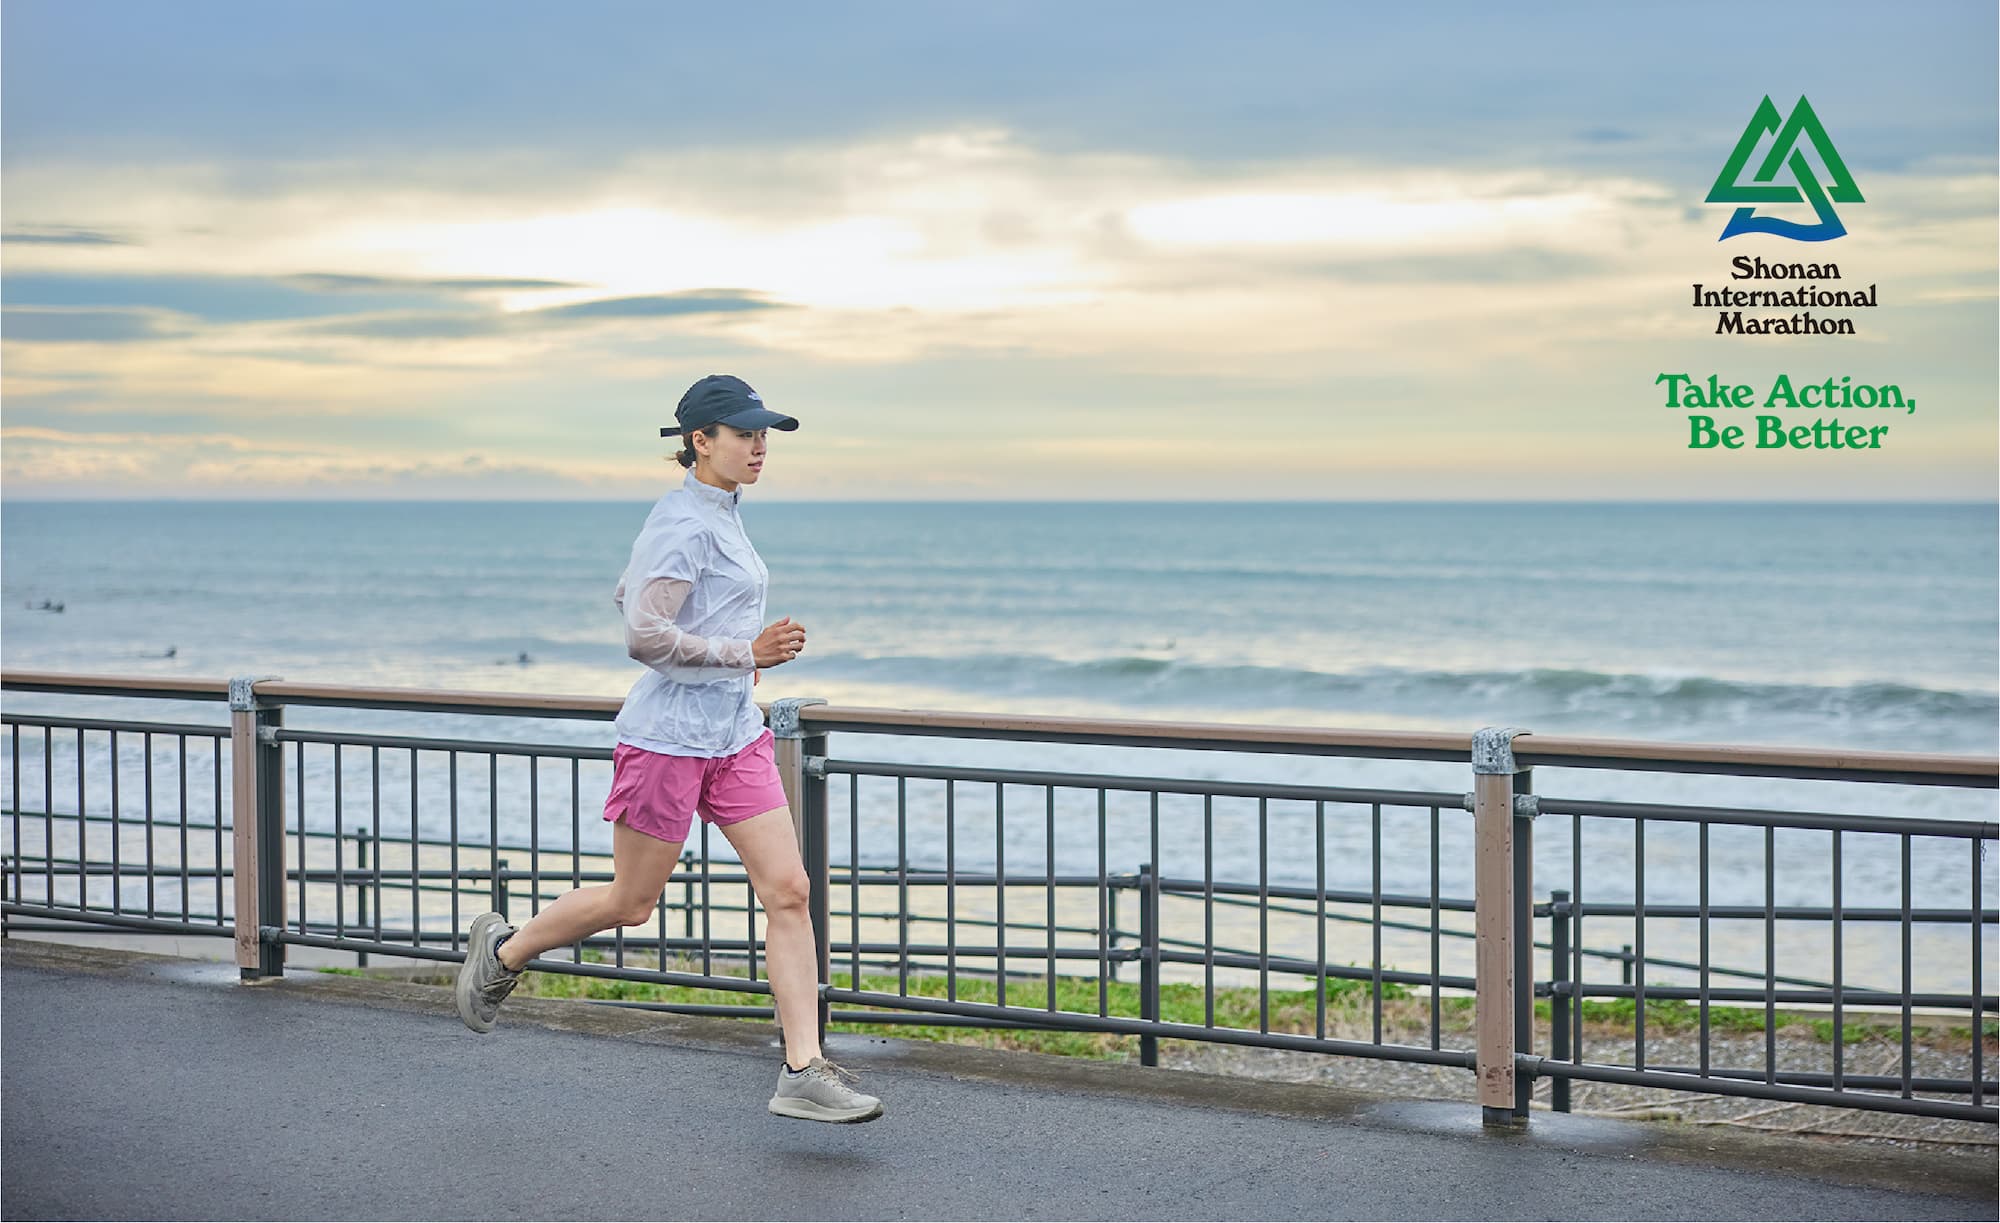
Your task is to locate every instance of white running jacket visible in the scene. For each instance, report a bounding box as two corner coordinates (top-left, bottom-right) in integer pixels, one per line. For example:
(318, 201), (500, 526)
(611, 469), (769, 756)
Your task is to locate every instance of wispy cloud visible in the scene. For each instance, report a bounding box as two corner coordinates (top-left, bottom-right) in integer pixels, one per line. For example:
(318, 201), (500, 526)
(2, 307), (190, 343)
(280, 272), (584, 294)
(1, 225), (133, 245)
(541, 291), (784, 319)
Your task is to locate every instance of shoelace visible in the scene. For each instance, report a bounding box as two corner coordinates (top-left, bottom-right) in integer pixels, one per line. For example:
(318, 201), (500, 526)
(810, 1059), (861, 1086)
(478, 960), (522, 1003)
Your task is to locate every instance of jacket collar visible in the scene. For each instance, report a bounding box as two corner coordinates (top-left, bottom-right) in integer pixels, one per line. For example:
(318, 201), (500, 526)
(682, 468), (741, 510)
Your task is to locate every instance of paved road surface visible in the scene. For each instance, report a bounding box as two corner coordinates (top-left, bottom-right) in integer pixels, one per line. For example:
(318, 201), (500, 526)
(3, 940), (1993, 1221)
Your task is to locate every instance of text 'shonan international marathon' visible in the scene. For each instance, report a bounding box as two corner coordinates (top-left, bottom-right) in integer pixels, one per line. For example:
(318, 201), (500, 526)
(1694, 255), (1875, 335)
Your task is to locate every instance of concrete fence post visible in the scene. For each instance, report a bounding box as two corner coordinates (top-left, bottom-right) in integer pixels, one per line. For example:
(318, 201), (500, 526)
(1472, 725), (1531, 1126)
(229, 676), (286, 980)
(770, 698), (830, 1041)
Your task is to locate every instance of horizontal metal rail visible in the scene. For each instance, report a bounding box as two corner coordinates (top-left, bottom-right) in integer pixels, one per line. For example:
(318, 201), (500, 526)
(9, 671), (1991, 783)
(3, 901), (228, 936)
(1533, 1058), (1998, 1123)
(820, 756), (1468, 808)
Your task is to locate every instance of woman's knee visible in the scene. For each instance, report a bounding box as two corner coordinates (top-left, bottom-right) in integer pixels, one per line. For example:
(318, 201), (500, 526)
(609, 890), (663, 928)
(760, 870), (811, 916)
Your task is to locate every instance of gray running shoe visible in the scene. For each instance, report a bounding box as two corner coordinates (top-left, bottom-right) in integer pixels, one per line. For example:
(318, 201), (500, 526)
(768, 1057), (884, 1123)
(455, 911), (523, 1033)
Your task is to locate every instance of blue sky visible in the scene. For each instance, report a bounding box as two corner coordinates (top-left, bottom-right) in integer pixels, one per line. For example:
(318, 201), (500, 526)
(3, 1), (1995, 499)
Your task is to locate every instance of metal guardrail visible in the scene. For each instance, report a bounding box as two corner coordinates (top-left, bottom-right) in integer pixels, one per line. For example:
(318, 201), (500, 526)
(2, 670), (1993, 1127)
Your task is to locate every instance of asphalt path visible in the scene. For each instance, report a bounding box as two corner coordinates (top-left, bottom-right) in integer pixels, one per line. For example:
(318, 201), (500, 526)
(3, 941), (1993, 1221)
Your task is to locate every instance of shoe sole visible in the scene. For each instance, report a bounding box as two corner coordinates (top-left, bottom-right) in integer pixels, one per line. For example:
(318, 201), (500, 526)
(768, 1096), (884, 1123)
(455, 912), (505, 1034)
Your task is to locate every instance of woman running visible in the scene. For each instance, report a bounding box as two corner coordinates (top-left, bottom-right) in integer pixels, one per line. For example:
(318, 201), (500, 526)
(454, 373), (883, 1123)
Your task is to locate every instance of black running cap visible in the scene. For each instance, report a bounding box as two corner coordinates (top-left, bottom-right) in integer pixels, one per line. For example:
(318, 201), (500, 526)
(660, 374), (799, 437)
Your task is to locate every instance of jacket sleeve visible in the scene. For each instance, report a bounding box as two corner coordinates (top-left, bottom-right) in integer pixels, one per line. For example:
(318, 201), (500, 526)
(614, 575), (757, 675)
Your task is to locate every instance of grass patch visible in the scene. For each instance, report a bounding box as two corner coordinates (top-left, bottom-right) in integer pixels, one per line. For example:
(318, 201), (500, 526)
(318, 957), (1978, 1059)
(327, 951), (1443, 1060)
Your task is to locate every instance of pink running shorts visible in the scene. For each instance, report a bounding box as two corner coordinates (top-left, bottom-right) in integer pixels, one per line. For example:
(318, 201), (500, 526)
(601, 728), (791, 845)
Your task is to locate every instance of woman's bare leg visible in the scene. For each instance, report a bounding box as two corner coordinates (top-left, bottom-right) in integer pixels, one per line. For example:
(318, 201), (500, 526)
(719, 806), (821, 1067)
(495, 819), (685, 972)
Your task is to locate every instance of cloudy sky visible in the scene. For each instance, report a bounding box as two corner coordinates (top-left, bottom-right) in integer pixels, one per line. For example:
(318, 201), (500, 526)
(3, 1), (1994, 500)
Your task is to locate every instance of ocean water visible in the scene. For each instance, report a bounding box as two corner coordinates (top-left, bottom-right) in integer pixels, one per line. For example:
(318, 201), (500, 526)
(3, 500), (1995, 990)
(3, 500), (1994, 737)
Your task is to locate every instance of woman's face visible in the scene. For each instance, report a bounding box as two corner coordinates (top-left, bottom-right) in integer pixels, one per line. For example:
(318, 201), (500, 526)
(697, 425), (768, 488)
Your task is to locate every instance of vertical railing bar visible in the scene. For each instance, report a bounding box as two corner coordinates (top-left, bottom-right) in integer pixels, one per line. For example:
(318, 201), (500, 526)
(1149, 790), (1160, 886)
(45, 730), (56, 909)
(370, 746), (383, 945)
(142, 729), (153, 915)
(945, 779), (956, 1003)
(1511, 768), (1532, 1120)
(615, 861), (628, 972)
(177, 736), (188, 923)
(699, 815), (712, 978)
(296, 742), (307, 936)
(1148, 791), (1160, 1066)
(109, 729), (121, 915)
(1257, 796), (1269, 1036)
(10, 727), (20, 907)
(1097, 788), (1108, 1019)
(1972, 837), (1984, 1110)
(12, 727), (29, 907)
(746, 801), (759, 983)
(1572, 814), (1584, 1069)
(1634, 816), (1646, 1072)
(1831, 828), (1843, 1092)
(448, 752), (460, 953)
(1764, 824), (1776, 1085)
(652, 883), (665, 976)
(30, 725), (51, 897)
(571, 758), (584, 966)
(369, 746), (383, 944)
(357, 766), (371, 964)
(1900, 833), (1913, 1099)
(212, 735), (223, 927)
(488, 755), (499, 926)
(1316, 800), (1327, 1041)
(849, 772), (859, 991)
(412, 749), (423, 950)
(1203, 793), (1214, 1030)
(334, 745), (345, 935)
(1699, 820), (1710, 1078)
(1045, 785), (1056, 1013)
(77, 728), (87, 912)
(1432, 804), (1442, 1052)
(1371, 800), (1382, 1048)
(898, 776), (909, 997)
(1550, 886), (1572, 1112)
(996, 785), (1007, 1010)
(529, 756), (541, 920)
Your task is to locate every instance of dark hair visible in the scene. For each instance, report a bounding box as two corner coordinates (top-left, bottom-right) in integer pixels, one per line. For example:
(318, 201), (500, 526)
(674, 423), (723, 469)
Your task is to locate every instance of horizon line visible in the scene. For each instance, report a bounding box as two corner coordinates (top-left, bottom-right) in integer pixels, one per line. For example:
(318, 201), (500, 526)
(2, 496), (1996, 507)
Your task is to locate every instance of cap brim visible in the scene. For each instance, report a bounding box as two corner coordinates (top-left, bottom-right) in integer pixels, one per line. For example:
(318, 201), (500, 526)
(660, 408), (799, 436)
(715, 407), (799, 431)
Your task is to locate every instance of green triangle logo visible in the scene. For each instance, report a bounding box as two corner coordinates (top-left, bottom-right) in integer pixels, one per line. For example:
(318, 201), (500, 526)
(1705, 96), (1862, 241)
